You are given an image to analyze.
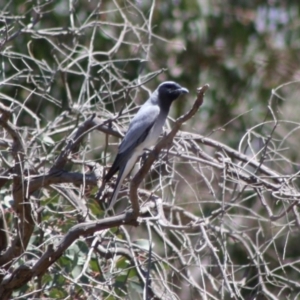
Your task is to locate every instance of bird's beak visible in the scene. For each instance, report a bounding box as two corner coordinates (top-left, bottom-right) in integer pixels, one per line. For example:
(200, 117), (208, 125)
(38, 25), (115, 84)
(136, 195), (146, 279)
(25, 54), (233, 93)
(179, 87), (189, 94)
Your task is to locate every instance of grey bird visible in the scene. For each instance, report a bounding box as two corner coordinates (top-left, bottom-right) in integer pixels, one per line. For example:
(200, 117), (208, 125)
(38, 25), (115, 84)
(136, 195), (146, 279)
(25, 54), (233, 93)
(104, 81), (189, 209)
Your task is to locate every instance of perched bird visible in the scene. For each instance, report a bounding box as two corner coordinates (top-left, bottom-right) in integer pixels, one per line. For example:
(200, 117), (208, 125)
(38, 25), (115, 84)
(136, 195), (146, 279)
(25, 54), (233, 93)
(105, 81), (189, 209)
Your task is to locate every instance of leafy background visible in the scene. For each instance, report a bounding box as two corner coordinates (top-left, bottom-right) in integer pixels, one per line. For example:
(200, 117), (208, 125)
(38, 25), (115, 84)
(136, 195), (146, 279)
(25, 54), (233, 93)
(1, 0), (300, 299)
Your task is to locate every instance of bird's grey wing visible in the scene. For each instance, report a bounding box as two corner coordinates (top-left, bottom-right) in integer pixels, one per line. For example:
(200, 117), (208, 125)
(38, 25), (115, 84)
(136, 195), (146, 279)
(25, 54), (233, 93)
(104, 104), (160, 182)
(104, 146), (135, 182)
(118, 103), (160, 154)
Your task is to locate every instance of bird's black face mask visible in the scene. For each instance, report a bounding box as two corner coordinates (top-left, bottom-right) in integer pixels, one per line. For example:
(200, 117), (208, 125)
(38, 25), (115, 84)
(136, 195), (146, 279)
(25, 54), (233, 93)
(157, 81), (189, 107)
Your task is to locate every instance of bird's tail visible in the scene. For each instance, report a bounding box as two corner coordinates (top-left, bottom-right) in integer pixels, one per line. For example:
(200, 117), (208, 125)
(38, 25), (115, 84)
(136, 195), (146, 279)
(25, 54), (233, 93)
(106, 164), (127, 210)
(106, 152), (140, 210)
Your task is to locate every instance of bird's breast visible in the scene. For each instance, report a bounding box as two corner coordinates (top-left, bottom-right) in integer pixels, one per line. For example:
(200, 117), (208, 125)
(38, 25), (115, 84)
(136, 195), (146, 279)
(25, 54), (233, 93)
(136, 111), (168, 153)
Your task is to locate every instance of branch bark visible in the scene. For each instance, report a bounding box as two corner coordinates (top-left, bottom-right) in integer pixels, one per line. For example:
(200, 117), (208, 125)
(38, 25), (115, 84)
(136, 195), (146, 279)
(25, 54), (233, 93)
(0, 210), (139, 298)
(0, 103), (34, 272)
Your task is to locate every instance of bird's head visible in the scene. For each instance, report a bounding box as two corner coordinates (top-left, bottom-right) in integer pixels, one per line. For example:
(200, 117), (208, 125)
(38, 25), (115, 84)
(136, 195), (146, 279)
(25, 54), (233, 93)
(157, 81), (189, 103)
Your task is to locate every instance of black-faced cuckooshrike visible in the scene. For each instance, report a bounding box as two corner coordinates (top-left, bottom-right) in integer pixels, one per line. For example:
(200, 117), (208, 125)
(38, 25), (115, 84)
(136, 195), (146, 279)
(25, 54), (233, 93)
(105, 81), (189, 209)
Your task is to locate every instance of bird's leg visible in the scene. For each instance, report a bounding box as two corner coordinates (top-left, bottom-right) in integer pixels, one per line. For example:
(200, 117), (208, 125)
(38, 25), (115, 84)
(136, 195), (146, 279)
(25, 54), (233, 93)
(140, 151), (148, 166)
(140, 148), (161, 169)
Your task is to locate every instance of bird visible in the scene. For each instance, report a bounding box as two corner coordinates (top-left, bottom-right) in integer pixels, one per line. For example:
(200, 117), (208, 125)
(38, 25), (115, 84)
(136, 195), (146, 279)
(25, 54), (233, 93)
(104, 81), (189, 210)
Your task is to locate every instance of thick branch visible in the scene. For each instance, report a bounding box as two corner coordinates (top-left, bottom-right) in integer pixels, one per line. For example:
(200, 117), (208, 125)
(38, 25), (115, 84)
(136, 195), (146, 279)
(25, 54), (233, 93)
(0, 103), (34, 271)
(26, 170), (99, 194)
(0, 211), (138, 296)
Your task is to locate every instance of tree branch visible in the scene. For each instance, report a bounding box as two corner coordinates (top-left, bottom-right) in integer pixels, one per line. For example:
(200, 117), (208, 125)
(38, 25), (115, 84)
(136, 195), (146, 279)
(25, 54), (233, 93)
(0, 210), (139, 296)
(0, 103), (34, 271)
